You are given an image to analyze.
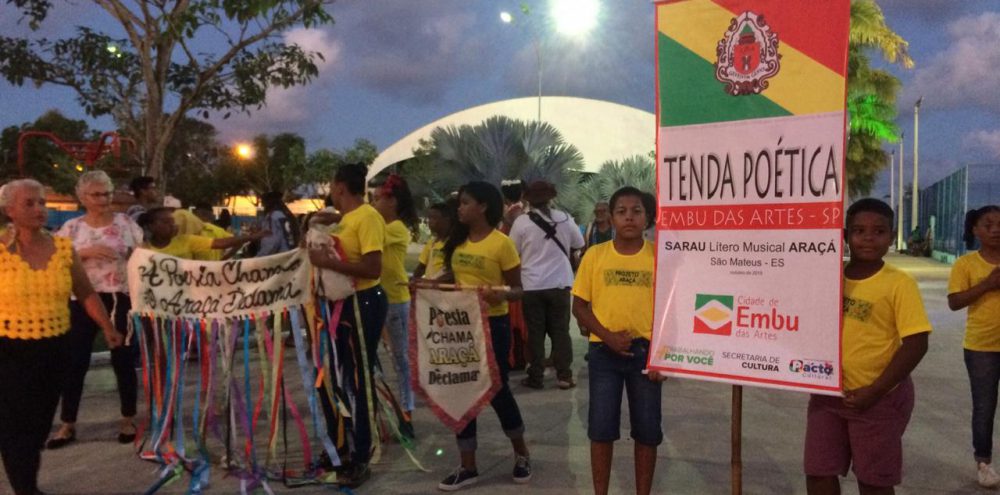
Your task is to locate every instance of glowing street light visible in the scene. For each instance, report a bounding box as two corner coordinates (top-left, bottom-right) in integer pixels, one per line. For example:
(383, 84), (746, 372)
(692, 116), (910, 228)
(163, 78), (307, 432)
(551, 0), (600, 37)
(500, 1), (600, 122)
(235, 143), (254, 160)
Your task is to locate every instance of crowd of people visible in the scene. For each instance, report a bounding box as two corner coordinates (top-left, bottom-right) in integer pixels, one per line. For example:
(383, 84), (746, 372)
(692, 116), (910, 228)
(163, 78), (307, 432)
(0, 163), (997, 495)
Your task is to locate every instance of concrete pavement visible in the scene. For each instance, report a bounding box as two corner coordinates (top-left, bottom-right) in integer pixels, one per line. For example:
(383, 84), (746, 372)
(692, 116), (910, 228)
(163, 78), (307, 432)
(2, 254), (986, 494)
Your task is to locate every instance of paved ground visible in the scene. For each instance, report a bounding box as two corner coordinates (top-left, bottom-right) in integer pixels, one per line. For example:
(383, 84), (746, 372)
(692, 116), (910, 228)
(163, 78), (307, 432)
(1, 254), (988, 494)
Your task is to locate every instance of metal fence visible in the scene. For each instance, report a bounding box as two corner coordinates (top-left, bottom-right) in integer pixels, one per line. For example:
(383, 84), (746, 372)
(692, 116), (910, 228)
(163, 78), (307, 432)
(917, 163), (1000, 263)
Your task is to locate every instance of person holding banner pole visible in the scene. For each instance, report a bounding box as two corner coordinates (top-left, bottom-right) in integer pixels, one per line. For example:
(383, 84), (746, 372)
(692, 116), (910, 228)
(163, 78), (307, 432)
(138, 207), (267, 259)
(436, 181), (531, 492)
(571, 186), (666, 495)
(47, 171), (143, 450)
(373, 174), (420, 437)
(307, 163), (388, 488)
(805, 199), (931, 495)
(0, 179), (123, 495)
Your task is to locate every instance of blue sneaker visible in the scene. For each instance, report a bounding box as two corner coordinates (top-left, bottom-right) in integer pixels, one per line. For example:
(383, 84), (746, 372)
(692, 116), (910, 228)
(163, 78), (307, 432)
(438, 466), (479, 491)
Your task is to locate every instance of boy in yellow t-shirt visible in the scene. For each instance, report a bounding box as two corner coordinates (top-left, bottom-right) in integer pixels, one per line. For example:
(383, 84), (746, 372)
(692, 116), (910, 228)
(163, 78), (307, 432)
(948, 205), (1000, 487)
(139, 207), (262, 259)
(572, 186), (665, 495)
(805, 198), (931, 495)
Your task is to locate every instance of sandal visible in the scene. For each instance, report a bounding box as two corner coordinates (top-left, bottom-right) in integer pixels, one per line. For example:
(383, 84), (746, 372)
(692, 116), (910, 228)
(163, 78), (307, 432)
(117, 419), (137, 444)
(45, 428), (76, 450)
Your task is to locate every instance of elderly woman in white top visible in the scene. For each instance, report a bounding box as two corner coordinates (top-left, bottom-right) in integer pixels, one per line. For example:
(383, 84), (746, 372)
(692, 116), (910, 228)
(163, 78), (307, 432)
(47, 171), (143, 449)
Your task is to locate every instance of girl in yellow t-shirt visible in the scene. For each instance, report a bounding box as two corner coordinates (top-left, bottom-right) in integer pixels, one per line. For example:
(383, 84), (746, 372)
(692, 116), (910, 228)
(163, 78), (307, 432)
(948, 205), (1000, 486)
(372, 174), (419, 431)
(436, 181), (531, 491)
(413, 199), (457, 281)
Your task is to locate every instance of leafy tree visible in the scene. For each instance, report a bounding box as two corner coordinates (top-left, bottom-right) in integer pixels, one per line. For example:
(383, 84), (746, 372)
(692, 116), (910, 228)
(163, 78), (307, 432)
(1, 0), (334, 180)
(0, 110), (103, 193)
(845, 0), (913, 197)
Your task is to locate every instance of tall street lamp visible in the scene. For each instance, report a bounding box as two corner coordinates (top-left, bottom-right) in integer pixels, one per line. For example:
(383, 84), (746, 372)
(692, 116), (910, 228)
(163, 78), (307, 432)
(500, 0), (600, 123)
(889, 148), (895, 223)
(501, 5), (543, 122)
(897, 131), (905, 251)
(911, 96), (922, 242)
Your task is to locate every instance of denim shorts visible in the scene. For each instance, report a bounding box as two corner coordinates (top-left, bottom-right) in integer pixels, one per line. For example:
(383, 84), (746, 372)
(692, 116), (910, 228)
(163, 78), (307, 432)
(587, 339), (663, 446)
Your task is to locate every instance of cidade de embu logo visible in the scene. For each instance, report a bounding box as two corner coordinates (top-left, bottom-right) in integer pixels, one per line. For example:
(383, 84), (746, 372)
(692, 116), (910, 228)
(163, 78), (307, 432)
(693, 294), (733, 336)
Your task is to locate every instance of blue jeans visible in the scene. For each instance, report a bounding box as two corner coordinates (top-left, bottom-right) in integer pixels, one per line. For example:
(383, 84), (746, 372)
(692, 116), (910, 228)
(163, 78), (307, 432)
(385, 301), (414, 412)
(587, 339), (663, 446)
(456, 315), (525, 452)
(965, 349), (1000, 462)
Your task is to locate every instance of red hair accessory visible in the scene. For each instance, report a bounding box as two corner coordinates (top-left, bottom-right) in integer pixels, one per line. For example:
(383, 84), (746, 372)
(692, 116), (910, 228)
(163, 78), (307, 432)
(381, 174), (405, 197)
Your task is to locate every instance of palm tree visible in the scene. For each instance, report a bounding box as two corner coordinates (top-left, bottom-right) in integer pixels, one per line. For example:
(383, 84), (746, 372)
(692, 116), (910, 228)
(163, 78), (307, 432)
(422, 115), (584, 193)
(845, 0), (913, 197)
(571, 155), (656, 223)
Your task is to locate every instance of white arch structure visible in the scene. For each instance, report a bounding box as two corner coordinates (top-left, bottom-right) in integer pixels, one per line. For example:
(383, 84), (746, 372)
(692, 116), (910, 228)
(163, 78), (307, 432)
(367, 96), (656, 180)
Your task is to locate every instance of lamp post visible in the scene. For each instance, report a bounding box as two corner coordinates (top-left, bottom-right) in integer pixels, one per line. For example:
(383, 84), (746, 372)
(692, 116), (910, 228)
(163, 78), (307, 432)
(889, 148), (895, 222)
(500, 0), (599, 123)
(897, 131), (905, 251)
(501, 6), (543, 122)
(911, 96), (922, 241)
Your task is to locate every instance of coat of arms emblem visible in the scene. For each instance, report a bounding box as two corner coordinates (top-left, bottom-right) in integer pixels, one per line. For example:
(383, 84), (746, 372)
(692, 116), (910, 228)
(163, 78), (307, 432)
(715, 12), (781, 96)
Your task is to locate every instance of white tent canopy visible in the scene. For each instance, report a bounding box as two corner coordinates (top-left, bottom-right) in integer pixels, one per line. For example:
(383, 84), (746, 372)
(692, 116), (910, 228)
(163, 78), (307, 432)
(367, 96), (656, 180)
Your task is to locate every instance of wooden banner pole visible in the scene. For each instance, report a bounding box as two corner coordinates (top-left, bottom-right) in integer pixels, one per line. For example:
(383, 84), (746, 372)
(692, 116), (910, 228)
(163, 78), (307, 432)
(732, 385), (743, 495)
(404, 282), (510, 291)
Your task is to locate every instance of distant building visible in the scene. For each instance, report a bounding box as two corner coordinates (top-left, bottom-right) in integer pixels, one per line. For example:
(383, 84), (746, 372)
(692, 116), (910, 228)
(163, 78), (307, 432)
(367, 96), (656, 180)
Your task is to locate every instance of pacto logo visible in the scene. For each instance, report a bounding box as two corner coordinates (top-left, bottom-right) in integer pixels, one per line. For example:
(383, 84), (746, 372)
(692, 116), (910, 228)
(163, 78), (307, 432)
(693, 294), (733, 336)
(789, 359), (834, 377)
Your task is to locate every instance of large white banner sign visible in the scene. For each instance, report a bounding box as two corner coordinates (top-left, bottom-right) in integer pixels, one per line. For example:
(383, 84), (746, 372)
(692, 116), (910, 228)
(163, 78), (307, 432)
(128, 248), (311, 319)
(650, 0), (849, 395)
(409, 288), (500, 432)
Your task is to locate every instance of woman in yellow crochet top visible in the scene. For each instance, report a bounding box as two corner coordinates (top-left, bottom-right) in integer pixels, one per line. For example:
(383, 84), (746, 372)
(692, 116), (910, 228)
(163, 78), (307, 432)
(0, 179), (123, 495)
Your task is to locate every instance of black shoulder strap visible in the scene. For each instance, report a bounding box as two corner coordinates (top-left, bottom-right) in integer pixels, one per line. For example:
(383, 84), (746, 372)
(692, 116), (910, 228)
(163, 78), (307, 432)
(527, 211), (570, 259)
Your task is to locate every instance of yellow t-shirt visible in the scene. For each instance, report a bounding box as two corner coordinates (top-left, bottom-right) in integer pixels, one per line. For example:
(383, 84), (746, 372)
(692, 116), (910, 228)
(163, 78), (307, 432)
(148, 234), (214, 259)
(572, 241), (655, 342)
(381, 220), (411, 304)
(842, 263), (932, 390)
(196, 223), (232, 261)
(949, 251), (1000, 351)
(450, 230), (520, 317)
(331, 204), (385, 291)
(418, 239), (446, 280)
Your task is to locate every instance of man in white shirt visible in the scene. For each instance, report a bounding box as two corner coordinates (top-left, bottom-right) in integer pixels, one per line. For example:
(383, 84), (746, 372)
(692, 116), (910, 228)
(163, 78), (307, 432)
(509, 180), (585, 390)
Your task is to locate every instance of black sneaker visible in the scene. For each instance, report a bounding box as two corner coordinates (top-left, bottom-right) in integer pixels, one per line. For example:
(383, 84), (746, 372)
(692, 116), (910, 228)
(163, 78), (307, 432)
(520, 377), (544, 389)
(337, 463), (370, 488)
(438, 466), (479, 491)
(400, 418), (416, 441)
(512, 455), (532, 484)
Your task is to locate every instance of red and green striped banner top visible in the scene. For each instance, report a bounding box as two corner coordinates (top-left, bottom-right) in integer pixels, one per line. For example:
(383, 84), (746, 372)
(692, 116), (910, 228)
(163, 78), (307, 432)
(656, 0), (849, 128)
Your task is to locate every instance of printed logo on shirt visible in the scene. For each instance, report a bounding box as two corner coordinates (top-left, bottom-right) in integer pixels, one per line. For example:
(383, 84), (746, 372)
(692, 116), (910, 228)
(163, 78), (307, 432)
(454, 252), (486, 270)
(842, 296), (872, 322)
(602, 269), (652, 287)
(693, 294), (733, 336)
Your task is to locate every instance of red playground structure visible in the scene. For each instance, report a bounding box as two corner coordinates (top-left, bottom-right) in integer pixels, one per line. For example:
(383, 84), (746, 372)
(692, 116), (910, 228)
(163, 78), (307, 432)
(17, 131), (136, 176)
